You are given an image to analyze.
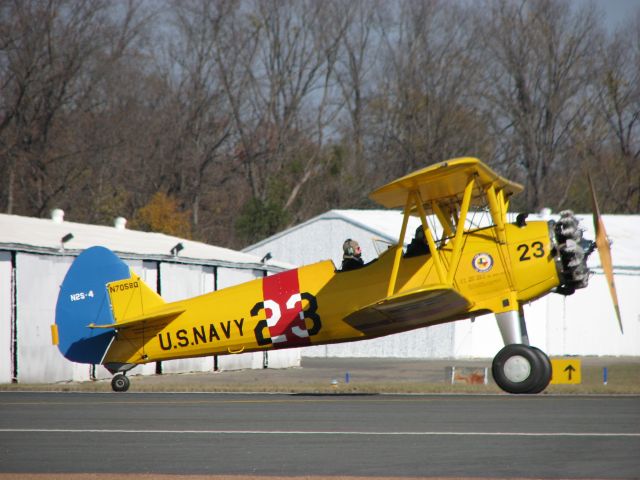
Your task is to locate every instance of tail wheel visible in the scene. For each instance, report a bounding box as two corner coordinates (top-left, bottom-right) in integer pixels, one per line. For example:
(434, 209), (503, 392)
(492, 344), (547, 394)
(111, 373), (130, 393)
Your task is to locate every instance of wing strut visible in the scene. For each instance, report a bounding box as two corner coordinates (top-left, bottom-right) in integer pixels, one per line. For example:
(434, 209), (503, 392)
(431, 201), (454, 238)
(414, 191), (446, 282)
(387, 190), (451, 297)
(387, 193), (412, 296)
(446, 176), (475, 284)
(386, 173), (477, 296)
(486, 184), (507, 244)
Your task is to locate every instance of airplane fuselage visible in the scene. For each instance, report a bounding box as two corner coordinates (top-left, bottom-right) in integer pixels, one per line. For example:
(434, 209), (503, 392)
(102, 219), (560, 368)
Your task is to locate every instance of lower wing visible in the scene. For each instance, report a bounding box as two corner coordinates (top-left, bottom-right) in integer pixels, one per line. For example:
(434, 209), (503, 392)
(344, 285), (472, 337)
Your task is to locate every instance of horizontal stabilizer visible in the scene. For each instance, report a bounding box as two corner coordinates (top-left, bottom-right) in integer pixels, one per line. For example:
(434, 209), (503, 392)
(345, 285), (471, 337)
(89, 304), (185, 330)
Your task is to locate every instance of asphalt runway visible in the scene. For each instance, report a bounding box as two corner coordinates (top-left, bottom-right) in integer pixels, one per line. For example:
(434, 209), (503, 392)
(1, 392), (639, 479)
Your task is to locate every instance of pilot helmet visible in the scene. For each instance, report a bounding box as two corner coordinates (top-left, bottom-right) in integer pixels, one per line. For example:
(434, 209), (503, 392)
(343, 239), (361, 257)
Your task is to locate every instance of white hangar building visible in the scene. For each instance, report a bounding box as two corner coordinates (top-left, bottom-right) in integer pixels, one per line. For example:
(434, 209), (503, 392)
(245, 209), (640, 359)
(0, 211), (297, 384)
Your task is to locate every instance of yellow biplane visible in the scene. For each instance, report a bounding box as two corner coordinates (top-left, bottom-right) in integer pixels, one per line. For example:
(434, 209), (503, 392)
(52, 157), (621, 394)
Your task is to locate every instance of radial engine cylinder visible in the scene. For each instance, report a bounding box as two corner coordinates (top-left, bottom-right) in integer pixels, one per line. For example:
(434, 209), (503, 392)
(551, 210), (595, 295)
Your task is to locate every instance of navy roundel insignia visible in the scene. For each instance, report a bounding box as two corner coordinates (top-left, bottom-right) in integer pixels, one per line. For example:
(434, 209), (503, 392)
(472, 253), (494, 273)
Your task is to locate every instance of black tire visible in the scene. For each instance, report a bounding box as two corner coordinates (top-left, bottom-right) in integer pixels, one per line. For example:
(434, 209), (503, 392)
(111, 373), (130, 392)
(528, 346), (552, 394)
(492, 344), (545, 394)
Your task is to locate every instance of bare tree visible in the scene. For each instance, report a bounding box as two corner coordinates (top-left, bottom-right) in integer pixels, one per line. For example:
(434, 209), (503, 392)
(583, 12), (640, 213)
(0, 0), (150, 218)
(162, 0), (237, 240)
(331, 0), (382, 190)
(370, 0), (489, 183)
(479, 0), (601, 211)
(215, 0), (346, 242)
(1, 0), (635, 249)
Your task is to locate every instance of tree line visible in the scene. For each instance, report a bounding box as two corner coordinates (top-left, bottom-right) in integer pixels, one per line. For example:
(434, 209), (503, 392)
(1, 0), (638, 247)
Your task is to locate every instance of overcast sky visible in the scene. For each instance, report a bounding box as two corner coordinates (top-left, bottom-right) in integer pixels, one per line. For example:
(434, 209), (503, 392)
(598, 0), (639, 29)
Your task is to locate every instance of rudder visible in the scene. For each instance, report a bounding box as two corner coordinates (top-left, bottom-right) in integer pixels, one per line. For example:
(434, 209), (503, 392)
(54, 246), (130, 364)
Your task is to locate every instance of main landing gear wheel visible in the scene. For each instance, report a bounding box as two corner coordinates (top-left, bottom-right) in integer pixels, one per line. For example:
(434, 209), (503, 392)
(111, 373), (130, 392)
(492, 344), (552, 394)
(529, 346), (552, 394)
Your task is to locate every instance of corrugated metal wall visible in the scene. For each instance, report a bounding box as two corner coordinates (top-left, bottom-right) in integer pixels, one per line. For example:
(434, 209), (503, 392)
(16, 254), (75, 383)
(246, 216), (640, 359)
(3, 251), (300, 384)
(158, 262), (217, 375)
(247, 218), (385, 269)
(0, 252), (13, 383)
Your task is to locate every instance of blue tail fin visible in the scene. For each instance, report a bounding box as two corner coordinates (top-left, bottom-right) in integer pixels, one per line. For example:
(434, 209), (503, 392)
(55, 246), (130, 364)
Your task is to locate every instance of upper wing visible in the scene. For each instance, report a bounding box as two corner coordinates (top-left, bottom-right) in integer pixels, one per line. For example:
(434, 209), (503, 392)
(368, 157), (523, 211)
(344, 285), (472, 337)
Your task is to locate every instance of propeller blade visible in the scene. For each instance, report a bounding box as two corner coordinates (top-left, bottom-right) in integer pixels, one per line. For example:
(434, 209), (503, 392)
(588, 173), (623, 334)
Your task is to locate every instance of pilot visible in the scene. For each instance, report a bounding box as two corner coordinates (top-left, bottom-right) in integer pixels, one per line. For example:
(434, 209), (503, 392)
(404, 225), (430, 258)
(341, 239), (364, 271)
